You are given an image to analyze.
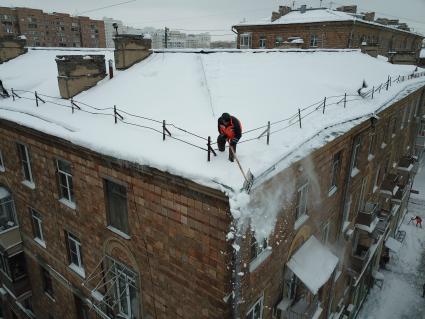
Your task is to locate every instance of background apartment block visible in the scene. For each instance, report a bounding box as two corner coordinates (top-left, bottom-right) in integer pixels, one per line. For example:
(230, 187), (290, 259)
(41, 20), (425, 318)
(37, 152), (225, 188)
(0, 6), (105, 47)
(233, 4), (423, 63)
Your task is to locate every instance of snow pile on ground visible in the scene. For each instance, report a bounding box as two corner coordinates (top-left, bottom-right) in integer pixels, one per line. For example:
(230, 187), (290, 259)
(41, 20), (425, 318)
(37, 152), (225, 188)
(358, 160), (425, 319)
(1, 48), (425, 240)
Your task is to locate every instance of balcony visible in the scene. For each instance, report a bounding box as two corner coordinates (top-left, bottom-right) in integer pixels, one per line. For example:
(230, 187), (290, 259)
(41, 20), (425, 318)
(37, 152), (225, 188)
(416, 135), (425, 150)
(285, 296), (320, 319)
(0, 251), (31, 298)
(356, 203), (379, 231)
(379, 174), (399, 197)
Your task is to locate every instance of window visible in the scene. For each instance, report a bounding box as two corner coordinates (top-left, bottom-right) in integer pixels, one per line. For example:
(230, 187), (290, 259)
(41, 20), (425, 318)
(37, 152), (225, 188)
(368, 133), (376, 157)
(74, 295), (89, 319)
(247, 296), (263, 319)
(250, 235), (268, 262)
(259, 35), (266, 48)
(9, 252), (27, 280)
(330, 152), (341, 191)
(66, 232), (84, 276)
(110, 259), (137, 318)
(400, 107), (407, 129)
(0, 150), (4, 171)
(391, 118), (397, 137)
(358, 178), (368, 212)
(295, 182), (309, 221)
(240, 33), (252, 49)
(350, 136), (362, 175)
(57, 159), (74, 204)
(374, 165), (381, 190)
(105, 180), (129, 236)
(342, 195), (352, 231)
(41, 267), (54, 298)
(310, 34), (318, 47)
(321, 221), (330, 244)
(0, 188), (17, 231)
(17, 143), (34, 184)
(275, 36), (284, 47)
(30, 208), (45, 246)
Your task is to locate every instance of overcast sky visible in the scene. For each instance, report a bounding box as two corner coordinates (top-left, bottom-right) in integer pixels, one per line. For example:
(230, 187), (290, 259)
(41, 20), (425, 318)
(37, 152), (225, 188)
(1, 0), (424, 40)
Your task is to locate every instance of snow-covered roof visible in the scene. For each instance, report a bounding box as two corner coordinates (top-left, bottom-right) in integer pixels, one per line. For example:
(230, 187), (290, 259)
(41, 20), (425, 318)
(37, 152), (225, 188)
(0, 48), (424, 192)
(234, 8), (423, 37)
(287, 236), (338, 294)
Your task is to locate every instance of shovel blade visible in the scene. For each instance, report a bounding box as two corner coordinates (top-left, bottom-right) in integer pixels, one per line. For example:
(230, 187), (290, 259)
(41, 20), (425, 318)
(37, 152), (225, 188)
(243, 169), (254, 193)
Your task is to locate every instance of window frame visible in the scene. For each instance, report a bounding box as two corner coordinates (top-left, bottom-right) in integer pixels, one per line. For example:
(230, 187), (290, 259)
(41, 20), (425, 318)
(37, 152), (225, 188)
(350, 136), (362, 175)
(17, 143), (34, 184)
(310, 34), (318, 47)
(295, 182), (309, 221)
(321, 221), (330, 244)
(30, 208), (45, 246)
(358, 177), (368, 213)
(259, 35), (266, 49)
(0, 150), (4, 172)
(246, 295), (264, 319)
(56, 159), (75, 205)
(240, 33), (252, 49)
(41, 266), (54, 298)
(342, 195), (352, 232)
(330, 151), (341, 192)
(66, 231), (84, 276)
(104, 179), (129, 236)
(368, 132), (376, 158)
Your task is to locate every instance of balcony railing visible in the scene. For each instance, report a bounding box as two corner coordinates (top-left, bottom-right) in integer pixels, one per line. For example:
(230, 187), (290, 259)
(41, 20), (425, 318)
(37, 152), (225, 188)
(0, 270), (31, 298)
(351, 245), (371, 273)
(416, 135), (425, 149)
(356, 203), (379, 229)
(286, 296), (319, 319)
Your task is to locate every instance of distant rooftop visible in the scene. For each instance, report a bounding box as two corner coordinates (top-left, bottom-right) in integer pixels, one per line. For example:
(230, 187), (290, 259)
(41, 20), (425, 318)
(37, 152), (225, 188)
(0, 47), (424, 191)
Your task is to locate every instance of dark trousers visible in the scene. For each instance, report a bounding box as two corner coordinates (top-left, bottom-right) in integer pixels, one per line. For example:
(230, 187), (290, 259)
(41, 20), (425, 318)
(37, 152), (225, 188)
(217, 135), (237, 162)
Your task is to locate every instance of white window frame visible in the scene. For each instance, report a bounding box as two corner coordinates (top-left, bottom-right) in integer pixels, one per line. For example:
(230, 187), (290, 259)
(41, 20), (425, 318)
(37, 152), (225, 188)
(330, 152), (341, 193)
(373, 165), (381, 192)
(401, 107), (407, 129)
(0, 150), (4, 172)
(358, 178), (368, 213)
(310, 34), (318, 47)
(350, 137), (361, 175)
(368, 133), (375, 160)
(259, 36), (266, 48)
(295, 182), (309, 221)
(246, 295), (264, 319)
(240, 33), (252, 49)
(342, 195), (352, 232)
(17, 143), (34, 185)
(57, 159), (75, 206)
(321, 221), (330, 244)
(67, 232), (84, 277)
(110, 259), (137, 319)
(30, 208), (45, 247)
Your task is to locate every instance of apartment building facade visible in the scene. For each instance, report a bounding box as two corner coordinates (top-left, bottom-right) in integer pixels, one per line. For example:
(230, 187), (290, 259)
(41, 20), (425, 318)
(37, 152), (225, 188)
(233, 5), (423, 62)
(0, 6), (105, 47)
(0, 38), (424, 319)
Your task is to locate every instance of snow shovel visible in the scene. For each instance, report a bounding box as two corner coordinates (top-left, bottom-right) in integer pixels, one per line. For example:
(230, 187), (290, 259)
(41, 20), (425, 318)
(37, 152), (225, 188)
(229, 145), (254, 193)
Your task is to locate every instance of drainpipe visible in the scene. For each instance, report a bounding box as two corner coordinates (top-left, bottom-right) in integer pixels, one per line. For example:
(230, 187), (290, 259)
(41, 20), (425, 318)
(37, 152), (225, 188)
(232, 220), (247, 319)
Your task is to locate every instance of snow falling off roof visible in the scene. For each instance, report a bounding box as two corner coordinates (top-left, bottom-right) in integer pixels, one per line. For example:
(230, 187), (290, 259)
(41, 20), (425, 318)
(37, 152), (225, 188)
(287, 236), (339, 294)
(385, 237), (402, 253)
(1, 48), (424, 193)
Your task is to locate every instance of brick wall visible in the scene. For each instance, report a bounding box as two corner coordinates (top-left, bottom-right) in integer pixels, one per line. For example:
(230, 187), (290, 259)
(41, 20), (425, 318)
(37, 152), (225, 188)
(0, 121), (233, 319)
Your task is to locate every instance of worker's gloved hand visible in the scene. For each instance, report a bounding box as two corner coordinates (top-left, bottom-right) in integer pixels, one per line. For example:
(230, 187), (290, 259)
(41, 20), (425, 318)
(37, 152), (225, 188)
(230, 138), (239, 145)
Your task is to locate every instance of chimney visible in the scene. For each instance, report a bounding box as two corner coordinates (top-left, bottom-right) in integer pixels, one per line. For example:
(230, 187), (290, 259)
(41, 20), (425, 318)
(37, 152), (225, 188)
(271, 11), (282, 22)
(300, 5), (307, 14)
(56, 55), (107, 99)
(0, 35), (27, 63)
(113, 34), (152, 70)
(336, 5), (357, 14)
(279, 6), (292, 16)
(376, 18), (389, 25)
(362, 12), (375, 21)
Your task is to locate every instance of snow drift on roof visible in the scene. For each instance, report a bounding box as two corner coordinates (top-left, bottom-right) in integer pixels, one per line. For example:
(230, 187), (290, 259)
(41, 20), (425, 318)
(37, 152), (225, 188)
(287, 236), (339, 294)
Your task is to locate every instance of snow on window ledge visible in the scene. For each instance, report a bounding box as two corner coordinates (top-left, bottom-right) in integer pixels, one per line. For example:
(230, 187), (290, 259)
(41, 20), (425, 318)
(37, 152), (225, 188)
(21, 180), (35, 190)
(45, 292), (56, 302)
(249, 248), (272, 273)
(59, 198), (76, 210)
(342, 221), (350, 233)
(392, 134), (396, 138)
(328, 186), (337, 197)
(107, 225), (130, 240)
(68, 263), (85, 278)
(34, 237), (46, 248)
(367, 154), (375, 162)
(350, 167), (360, 178)
(373, 185), (378, 193)
(381, 142), (387, 149)
(0, 166), (5, 173)
(294, 214), (309, 230)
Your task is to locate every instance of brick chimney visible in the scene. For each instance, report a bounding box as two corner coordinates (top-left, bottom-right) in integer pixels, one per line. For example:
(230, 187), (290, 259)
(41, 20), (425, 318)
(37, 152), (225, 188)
(336, 5), (357, 14)
(271, 11), (281, 22)
(113, 34), (152, 70)
(56, 55), (107, 99)
(0, 35), (27, 63)
(271, 6), (291, 22)
(362, 12), (375, 21)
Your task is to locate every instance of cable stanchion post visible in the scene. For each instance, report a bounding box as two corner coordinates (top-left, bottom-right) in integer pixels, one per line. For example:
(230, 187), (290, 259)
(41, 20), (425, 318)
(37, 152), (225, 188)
(207, 136), (217, 162)
(266, 121), (270, 145)
(323, 97), (326, 114)
(298, 108), (302, 128)
(11, 88), (15, 102)
(344, 93), (347, 108)
(371, 86), (374, 99)
(162, 120), (171, 140)
(386, 76), (390, 91)
(114, 105), (117, 123)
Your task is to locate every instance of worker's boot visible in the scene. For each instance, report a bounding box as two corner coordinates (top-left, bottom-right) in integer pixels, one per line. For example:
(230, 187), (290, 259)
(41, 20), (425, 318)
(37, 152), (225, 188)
(228, 150), (234, 162)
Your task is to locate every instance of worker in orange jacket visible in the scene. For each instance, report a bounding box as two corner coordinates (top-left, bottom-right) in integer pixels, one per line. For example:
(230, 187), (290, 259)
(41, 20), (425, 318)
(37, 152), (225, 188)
(217, 113), (242, 162)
